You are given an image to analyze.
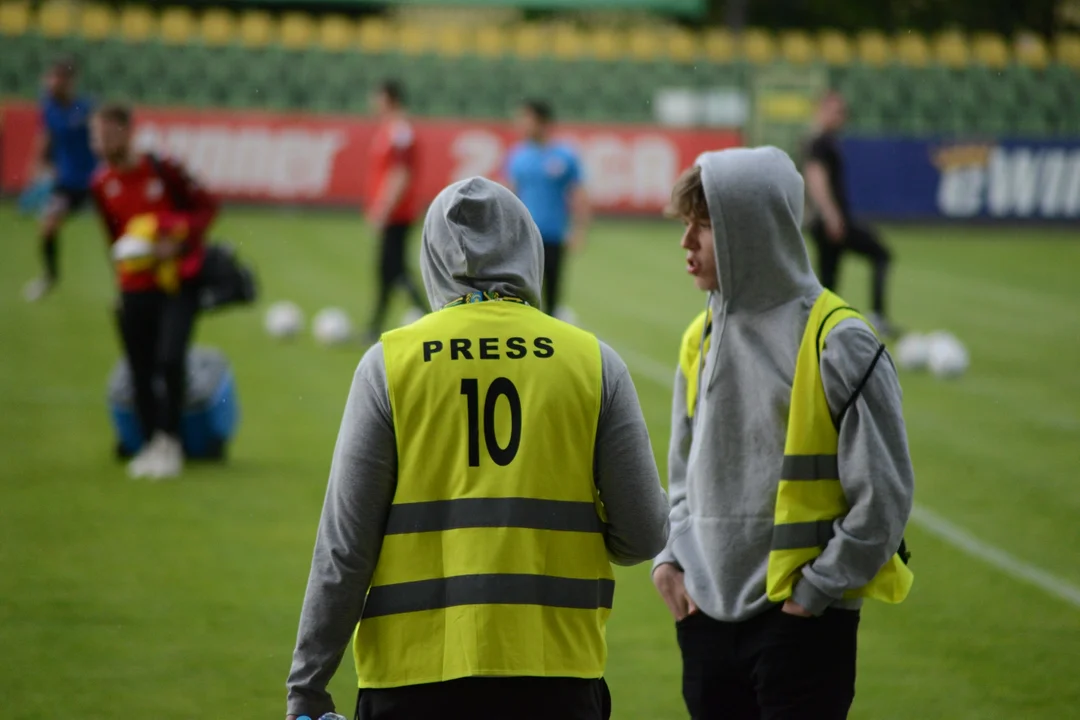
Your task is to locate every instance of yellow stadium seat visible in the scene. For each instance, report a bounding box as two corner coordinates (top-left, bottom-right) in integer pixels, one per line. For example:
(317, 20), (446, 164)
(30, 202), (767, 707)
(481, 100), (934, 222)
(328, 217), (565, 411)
(280, 12), (314, 50)
(435, 24), (469, 57)
(856, 30), (891, 66)
(474, 25), (506, 57)
(587, 28), (624, 61)
(665, 28), (698, 62)
(742, 28), (775, 64)
(818, 30), (852, 65)
(895, 31), (930, 66)
(200, 9), (235, 47)
(511, 24), (546, 59)
(238, 10), (274, 48)
(1014, 31), (1049, 69)
(78, 4), (115, 40)
(551, 25), (585, 60)
(357, 18), (394, 53)
(0, 1), (31, 36)
(159, 7), (195, 45)
(779, 30), (816, 64)
(628, 27), (663, 61)
(1054, 33), (1080, 68)
(37, 1), (76, 38)
(703, 28), (735, 62)
(971, 33), (1009, 68)
(119, 5), (155, 43)
(932, 30), (969, 68)
(318, 15), (355, 52)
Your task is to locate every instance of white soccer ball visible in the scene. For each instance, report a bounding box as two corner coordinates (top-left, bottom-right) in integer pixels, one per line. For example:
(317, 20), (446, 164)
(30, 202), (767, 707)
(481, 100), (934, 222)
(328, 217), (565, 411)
(926, 331), (969, 378)
(894, 333), (931, 372)
(555, 305), (579, 326)
(400, 306), (426, 327)
(312, 307), (354, 346)
(264, 301), (305, 340)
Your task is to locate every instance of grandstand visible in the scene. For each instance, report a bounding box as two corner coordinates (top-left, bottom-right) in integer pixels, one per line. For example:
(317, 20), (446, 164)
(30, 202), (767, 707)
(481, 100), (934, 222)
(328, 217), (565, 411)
(1, 1), (1079, 136)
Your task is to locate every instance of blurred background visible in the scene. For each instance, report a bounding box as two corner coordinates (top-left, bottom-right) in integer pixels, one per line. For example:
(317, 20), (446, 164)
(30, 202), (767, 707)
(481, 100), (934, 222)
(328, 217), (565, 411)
(1, 0), (1079, 718)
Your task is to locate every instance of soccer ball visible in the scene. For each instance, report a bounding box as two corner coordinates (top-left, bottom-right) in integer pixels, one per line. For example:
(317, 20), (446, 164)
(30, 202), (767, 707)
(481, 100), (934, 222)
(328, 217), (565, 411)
(894, 333), (931, 372)
(555, 306), (579, 326)
(400, 306), (426, 327)
(926, 331), (969, 378)
(312, 307), (354, 346)
(264, 301), (304, 340)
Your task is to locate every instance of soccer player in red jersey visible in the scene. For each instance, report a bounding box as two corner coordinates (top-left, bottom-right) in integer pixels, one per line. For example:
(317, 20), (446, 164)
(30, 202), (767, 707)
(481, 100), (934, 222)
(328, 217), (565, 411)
(363, 79), (426, 343)
(89, 103), (219, 480)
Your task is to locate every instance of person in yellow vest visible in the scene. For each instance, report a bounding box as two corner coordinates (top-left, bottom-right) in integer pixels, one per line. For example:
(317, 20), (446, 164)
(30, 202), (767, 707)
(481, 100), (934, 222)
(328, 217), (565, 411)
(651, 148), (914, 720)
(286, 177), (670, 720)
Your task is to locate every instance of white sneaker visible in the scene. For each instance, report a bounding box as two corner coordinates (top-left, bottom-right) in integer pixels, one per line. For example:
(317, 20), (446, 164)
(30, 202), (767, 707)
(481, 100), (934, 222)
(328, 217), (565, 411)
(146, 433), (183, 480)
(22, 276), (54, 302)
(127, 439), (160, 479)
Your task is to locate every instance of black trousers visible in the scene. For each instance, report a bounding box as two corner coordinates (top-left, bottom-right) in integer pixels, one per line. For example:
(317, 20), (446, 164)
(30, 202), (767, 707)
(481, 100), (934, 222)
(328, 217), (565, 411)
(117, 284), (200, 439)
(368, 222), (425, 334)
(677, 607), (859, 720)
(810, 219), (891, 316)
(356, 676), (611, 720)
(542, 241), (566, 315)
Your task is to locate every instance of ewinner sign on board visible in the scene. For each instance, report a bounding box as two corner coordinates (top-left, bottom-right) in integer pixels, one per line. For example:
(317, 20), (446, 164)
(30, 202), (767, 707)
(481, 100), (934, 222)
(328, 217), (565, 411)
(843, 137), (1080, 221)
(0, 102), (740, 214)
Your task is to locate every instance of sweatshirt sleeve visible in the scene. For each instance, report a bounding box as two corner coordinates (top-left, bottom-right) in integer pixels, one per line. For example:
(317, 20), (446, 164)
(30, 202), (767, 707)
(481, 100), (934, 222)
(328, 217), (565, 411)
(792, 320), (915, 615)
(595, 341), (670, 566)
(286, 345), (397, 718)
(652, 365), (692, 571)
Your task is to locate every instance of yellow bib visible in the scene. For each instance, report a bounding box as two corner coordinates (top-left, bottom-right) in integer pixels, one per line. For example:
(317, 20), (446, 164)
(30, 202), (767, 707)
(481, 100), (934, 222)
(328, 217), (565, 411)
(766, 290), (913, 604)
(355, 300), (614, 688)
(678, 308), (711, 419)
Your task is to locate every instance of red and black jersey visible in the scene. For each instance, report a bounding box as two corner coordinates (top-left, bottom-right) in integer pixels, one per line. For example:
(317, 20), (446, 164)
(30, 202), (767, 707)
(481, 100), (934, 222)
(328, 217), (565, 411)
(367, 118), (419, 225)
(90, 154), (218, 292)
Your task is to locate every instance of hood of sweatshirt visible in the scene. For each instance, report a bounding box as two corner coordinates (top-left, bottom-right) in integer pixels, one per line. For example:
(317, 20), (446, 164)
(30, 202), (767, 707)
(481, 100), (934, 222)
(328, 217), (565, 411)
(419, 176), (545, 310)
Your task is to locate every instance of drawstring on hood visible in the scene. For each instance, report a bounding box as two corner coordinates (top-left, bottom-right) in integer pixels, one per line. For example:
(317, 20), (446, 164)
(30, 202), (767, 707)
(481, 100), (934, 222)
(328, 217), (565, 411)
(696, 147), (822, 390)
(420, 177), (545, 310)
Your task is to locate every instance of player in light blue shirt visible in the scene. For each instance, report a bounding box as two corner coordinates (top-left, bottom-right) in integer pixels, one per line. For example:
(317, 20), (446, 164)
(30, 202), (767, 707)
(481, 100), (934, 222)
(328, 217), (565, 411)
(23, 57), (97, 302)
(505, 100), (591, 316)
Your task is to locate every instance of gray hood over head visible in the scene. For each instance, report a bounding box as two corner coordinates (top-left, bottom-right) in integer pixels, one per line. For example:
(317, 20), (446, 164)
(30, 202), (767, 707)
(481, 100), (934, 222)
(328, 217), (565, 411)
(420, 177), (544, 310)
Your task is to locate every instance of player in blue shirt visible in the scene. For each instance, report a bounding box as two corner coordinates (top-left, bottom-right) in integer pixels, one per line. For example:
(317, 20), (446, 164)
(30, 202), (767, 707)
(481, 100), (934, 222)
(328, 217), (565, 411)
(505, 100), (591, 316)
(23, 58), (98, 302)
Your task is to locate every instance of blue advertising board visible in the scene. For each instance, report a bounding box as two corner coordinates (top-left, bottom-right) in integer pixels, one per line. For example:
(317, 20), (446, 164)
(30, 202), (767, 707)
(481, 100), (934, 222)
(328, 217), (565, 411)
(842, 137), (1080, 221)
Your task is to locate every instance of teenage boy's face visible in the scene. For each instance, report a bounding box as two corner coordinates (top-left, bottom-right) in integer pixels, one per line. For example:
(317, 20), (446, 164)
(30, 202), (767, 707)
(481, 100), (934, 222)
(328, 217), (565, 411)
(681, 218), (718, 292)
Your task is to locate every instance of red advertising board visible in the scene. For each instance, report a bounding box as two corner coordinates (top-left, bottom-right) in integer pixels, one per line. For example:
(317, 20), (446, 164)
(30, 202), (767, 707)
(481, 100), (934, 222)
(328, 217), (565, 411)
(1, 102), (740, 213)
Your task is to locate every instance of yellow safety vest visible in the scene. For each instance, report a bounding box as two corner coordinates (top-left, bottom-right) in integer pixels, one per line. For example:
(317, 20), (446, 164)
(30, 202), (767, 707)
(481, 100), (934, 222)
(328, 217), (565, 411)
(678, 308), (711, 419)
(355, 299), (614, 689)
(766, 290), (914, 604)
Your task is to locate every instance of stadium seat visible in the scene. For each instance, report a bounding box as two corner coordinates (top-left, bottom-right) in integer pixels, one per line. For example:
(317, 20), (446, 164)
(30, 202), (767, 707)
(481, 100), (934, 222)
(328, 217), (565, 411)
(78, 4), (115, 40)
(511, 24), (546, 60)
(238, 10), (275, 48)
(628, 27), (664, 61)
(118, 5), (155, 43)
(36, 1), (76, 38)
(703, 28), (736, 62)
(551, 25), (586, 60)
(474, 25), (506, 58)
(818, 30), (852, 65)
(585, 27), (624, 61)
(932, 31), (970, 68)
(742, 28), (775, 64)
(159, 7), (195, 46)
(779, 30), (817, 65)
(1014, 32), (1049, 69)
(357, 18), (394, 53)
(317, 15), (354, 52)
(856, 30), (892, 66)
(971, 33), (1009, 68)
(665, 28), (698, 62)
(895, 31), (931, 66)
(1054, 33), (1080, 68)
(200, 9), (235, 47)
(435, 24), (470, 58)
(0, 1), (31, 36)
(279, 12), (314, 50)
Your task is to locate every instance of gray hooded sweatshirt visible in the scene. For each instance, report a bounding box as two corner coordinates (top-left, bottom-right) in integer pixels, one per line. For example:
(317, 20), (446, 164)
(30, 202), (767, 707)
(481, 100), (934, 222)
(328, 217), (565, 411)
(286, 177), (670, 717)
(653, 147), (914, 621)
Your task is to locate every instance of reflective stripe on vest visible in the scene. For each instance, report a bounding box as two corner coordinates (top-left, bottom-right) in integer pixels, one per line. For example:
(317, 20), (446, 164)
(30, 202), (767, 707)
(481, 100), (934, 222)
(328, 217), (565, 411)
(356, 301), (612, 689)
(765, 289), (914, 604)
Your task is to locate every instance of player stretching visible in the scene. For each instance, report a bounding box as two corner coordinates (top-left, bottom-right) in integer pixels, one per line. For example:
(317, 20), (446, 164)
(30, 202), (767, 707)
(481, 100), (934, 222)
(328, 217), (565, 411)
(23, 57), (97, 302)
(803, 91), (897, 336)
(364, 79), (426, 342)
(506, 100), (591, 317)
(90, 104), (218, 479)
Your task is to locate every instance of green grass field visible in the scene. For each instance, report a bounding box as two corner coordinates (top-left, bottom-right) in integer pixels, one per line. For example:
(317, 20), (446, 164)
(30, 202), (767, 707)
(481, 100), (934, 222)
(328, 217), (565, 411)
(2, 202), (1078, 719)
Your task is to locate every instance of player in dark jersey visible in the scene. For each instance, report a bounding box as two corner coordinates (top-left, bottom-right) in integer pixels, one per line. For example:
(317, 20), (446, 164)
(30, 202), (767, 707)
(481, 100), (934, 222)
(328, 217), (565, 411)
(90, 103), (219, 480)
(803, 91), (896, 336)
(23, 57), (98, 302)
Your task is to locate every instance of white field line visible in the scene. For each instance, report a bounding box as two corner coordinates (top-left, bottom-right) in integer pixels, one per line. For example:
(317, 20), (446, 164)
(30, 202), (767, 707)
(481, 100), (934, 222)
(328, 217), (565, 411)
(616, 344), (1080, 611)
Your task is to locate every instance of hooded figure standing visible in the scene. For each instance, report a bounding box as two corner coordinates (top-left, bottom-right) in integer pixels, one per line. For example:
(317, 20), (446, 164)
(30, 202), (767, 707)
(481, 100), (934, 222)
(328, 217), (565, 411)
(286, 177), (670, 720)
(652, 148), (914, 720)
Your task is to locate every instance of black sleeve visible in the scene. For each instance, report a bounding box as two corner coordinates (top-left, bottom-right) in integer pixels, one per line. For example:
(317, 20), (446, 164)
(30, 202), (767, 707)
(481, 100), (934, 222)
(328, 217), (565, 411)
(806, 135), (831, 165)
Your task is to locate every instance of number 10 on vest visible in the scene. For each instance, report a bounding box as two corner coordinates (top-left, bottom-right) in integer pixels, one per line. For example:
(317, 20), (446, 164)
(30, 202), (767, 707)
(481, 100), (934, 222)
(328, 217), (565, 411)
(460, 378), (522, 467)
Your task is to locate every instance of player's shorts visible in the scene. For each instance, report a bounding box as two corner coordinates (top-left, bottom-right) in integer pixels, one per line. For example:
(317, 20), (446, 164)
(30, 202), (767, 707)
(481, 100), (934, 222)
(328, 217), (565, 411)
(44, 185), (90, 216)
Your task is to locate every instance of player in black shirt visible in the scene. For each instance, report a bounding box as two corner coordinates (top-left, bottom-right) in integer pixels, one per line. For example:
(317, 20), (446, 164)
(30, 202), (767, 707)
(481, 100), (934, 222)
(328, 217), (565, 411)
(803, 91), (896, 335)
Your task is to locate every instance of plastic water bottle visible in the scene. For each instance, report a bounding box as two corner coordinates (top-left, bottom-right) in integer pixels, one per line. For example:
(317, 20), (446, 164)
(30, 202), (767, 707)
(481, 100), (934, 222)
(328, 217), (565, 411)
(296, 714), (349, 720)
